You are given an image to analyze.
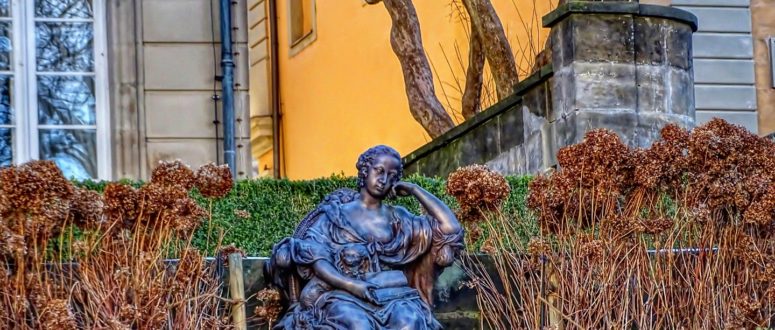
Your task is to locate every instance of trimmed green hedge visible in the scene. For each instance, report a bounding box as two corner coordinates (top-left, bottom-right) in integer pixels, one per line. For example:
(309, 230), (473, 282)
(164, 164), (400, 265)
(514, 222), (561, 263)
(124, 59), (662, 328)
(79, 175), (532, 256)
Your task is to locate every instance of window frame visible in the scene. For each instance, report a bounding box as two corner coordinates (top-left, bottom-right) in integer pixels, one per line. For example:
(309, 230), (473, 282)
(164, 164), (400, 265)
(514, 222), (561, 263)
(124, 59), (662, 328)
(5, 0), (111, 180)
(287, 0), (316, 57)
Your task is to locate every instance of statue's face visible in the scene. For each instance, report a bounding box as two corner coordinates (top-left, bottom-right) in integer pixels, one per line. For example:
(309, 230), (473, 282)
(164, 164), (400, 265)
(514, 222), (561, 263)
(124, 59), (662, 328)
(364, 154), (401, 199)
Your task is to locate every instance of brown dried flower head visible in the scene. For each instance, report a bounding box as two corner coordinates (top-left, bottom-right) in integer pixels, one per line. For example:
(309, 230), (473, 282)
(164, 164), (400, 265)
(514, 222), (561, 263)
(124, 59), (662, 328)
(254, 288), (283, 325)
(219, 244), (245, 266)
(0, 160), (73, 212)
(527, 238), (551, 258)
(556, 129), (633, 196)
(103, 183), (140, 228)
(642, 217), (674, 235)
(632, 124), (690, 192)
(139, 182), (188, 216)
(32, 197), (71, 240)
(40, 299), (77, 330)
(195, 163), (233, 198)
(1, 230), (26, 256)
(731, 232), (758, 262)
(609, 216), (646, 238)
(446, 164), (510, 223)
(578, 238), (605, 263)
(480, 237), (498, 255)
(527, 174), (574, 233)
(234, 209), (250, 219)
(70, 187), (105, 229)
(150, 160), (196, 190)
(170, 197), (208, 235)
(0, 182), (9, 216)
(686, 118), (775, 222)
(743, 185), (774, 227)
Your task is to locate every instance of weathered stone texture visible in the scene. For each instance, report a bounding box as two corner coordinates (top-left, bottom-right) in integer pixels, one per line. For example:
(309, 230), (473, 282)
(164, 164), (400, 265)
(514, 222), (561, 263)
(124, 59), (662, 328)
(548, 6), (696, 150)
(404, 3), (697, 177)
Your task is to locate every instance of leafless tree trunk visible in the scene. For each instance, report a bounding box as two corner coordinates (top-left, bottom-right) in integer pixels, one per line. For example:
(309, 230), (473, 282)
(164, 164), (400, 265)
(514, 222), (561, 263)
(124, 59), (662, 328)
(462, 0), (519, 100)
(368, 0), (455, 138)
(461, 27), (484, 120)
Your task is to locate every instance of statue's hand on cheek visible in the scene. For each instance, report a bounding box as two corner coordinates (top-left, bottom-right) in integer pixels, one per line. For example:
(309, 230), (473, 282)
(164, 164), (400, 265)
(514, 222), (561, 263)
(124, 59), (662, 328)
(390, 181), (416, 199)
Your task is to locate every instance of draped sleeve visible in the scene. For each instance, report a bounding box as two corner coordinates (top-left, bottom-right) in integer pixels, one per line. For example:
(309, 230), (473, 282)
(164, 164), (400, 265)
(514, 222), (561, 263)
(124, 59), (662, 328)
(428, 215), (465, 267)
(378, 206), (464, 268)
(269, 205), (344, 281)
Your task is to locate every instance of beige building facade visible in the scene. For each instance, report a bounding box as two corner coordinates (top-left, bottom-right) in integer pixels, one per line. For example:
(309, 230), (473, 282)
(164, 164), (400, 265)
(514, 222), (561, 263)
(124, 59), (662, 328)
(110, 0), (254, 180)
(0, 0), (256, 181)
(669, 0), (775, 136)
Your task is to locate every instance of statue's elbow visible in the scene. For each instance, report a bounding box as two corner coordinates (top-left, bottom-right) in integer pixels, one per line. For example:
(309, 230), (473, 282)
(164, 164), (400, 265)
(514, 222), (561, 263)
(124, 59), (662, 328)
(273, 241), (293, 268)
(434, 245), (457, 267)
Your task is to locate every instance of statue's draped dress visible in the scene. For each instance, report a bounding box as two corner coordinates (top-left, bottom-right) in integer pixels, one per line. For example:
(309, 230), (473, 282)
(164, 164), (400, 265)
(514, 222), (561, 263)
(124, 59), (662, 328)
(270, 200), (464, 330)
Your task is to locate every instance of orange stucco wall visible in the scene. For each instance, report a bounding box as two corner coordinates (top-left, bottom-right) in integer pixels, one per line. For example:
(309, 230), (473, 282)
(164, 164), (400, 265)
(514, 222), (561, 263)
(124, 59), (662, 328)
(274, 1), (556, 179)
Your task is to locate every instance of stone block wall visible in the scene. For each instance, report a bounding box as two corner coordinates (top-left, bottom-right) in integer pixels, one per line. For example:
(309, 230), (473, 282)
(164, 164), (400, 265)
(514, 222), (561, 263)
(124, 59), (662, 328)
(546, 2), (697, 149)
(404, 2), (698, 178)
(403, 67), (554, 178)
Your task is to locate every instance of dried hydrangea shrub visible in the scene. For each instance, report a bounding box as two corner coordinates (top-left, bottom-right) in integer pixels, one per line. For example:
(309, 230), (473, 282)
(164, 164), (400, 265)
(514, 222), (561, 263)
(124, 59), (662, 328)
(446, 164), (510, 222)
(103, 182), (140, 229)
(685, 119), (775, 224)
(69, 187), (105, 230)
(150, 160), (196, 190)
(139, 182), (188, 216)
(632, 124), (690, 193)
(169, 197), (207, 236)
(195, 163), (233, 198)
(254, 288), (283, 326)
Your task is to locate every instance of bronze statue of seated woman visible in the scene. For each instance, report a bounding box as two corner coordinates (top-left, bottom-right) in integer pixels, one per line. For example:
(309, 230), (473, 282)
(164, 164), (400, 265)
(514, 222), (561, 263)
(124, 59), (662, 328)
(267, 145), (465, 329)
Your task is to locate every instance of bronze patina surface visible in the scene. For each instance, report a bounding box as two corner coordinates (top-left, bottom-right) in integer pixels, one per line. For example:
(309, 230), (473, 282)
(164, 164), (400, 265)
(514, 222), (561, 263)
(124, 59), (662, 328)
(267, 145), (464, 329)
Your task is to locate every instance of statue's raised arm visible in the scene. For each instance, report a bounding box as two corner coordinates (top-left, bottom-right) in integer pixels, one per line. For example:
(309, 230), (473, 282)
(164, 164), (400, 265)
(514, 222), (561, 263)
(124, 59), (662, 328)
(266, 145), (464, 330)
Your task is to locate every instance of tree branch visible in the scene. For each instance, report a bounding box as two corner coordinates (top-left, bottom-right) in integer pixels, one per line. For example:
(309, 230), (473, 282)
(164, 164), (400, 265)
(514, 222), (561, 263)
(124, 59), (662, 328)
(370, 0), (455, 138)
(461, 27), (484, 120)
(462, 0), (519, 100)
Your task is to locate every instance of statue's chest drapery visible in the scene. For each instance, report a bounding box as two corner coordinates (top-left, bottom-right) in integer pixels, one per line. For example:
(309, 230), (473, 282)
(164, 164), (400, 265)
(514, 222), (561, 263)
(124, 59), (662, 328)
(319, 205), (416, 270)
(340, 209), (398, 245)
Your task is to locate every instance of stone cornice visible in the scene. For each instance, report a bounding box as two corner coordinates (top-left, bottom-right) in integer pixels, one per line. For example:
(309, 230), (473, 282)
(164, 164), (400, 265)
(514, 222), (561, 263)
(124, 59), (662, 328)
(543, 2), (698, 32)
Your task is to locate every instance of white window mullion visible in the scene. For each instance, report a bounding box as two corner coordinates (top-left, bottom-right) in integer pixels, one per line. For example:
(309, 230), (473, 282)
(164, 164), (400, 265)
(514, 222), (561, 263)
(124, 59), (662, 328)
(10, 0), (27, 165)
(22, 0), (38, 163)
(36, 71), (96, 76)
(93, 0), (110, 180)
(34, 17), (93, 24)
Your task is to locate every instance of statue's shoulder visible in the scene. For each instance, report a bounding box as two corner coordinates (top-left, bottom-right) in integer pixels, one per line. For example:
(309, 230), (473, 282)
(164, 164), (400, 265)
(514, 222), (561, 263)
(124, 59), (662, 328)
(292, 188), (359, 238)
(321, 188), (359, 205)
(387, 204), (418, 221)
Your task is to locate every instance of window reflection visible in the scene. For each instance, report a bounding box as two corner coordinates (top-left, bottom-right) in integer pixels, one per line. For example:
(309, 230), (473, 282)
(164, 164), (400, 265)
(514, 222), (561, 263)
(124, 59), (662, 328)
(35, 0), (92, 19)
(39, 128), (96, 179)
(37, 75), (95, 125)
(0, 0), (9, 17)
(36, 22), (94, 72)
(0, 75), (11, 125)
(0, 21), (10, 71)
(0, 128), (10, 167)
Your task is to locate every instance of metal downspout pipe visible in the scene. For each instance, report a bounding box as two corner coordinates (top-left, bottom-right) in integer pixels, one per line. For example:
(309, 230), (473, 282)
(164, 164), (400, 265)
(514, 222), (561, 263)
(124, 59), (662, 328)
(268, 0), (281, 178)
(219, 0), (237, 179)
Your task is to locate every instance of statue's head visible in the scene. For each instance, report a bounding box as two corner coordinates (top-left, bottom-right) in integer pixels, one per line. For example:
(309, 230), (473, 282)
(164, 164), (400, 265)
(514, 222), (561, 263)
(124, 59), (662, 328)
(356, 145), (403, 199)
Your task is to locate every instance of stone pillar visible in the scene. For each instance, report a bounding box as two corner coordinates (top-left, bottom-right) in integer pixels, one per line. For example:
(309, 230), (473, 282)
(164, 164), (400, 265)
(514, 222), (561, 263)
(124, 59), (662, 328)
(544, 2), (698, 152)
